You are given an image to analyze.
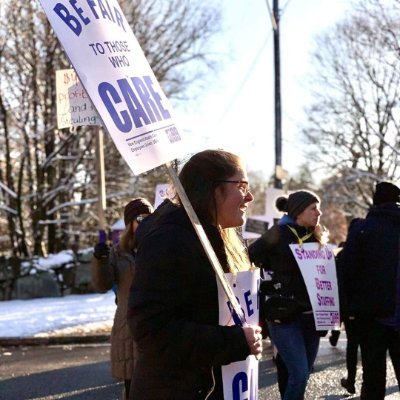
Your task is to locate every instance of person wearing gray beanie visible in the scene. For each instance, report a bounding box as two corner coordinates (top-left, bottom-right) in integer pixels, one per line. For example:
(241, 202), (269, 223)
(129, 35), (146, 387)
(249, 189), (327, 399)
(276, 190), (320, 220)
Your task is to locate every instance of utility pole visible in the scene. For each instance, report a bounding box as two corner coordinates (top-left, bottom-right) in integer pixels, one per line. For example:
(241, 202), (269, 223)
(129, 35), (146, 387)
(273, 0), (283, 189)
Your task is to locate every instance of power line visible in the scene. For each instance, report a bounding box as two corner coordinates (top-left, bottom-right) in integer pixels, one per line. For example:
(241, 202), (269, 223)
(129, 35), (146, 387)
(216, 0), (293, 125)
(217, 34), (272, 124)
(281, 0), (293, 14)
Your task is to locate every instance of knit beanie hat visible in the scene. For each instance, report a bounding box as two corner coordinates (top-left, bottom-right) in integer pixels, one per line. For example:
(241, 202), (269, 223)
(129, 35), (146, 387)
(124, 198), (154, 226)
(275, 190), (320, 219)
(373, 181), (400, 205)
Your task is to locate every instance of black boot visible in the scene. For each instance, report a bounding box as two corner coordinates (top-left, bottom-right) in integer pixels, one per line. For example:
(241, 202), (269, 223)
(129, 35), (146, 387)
(329, 330), (340, 346)
(341, 378), (355, 394)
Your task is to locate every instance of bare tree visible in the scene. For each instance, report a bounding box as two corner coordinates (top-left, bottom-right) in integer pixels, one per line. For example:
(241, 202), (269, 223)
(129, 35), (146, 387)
(0, 0), (221, 256)
(122, 0), (220, 98)
(302, 0), (400, 216)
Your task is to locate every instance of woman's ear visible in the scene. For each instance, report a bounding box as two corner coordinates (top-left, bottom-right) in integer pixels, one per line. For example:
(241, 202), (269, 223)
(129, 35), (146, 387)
(212, 187), (223, 225)
(214, 185), (225, 205)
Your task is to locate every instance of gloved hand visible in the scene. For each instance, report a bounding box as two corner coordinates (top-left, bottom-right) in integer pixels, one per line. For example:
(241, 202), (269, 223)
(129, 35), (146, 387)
(94, 242), (110, 259)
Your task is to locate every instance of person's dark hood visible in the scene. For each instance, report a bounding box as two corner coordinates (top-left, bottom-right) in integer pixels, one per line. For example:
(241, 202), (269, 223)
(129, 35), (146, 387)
(135, 198), (228, 270)
(134, 199), (179, 247)
(135, 199), (217, 245)
(367, 202), (400, 223)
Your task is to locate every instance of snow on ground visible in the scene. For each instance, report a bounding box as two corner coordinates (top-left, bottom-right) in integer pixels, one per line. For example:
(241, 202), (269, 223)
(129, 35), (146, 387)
(0, 291), (116, 338)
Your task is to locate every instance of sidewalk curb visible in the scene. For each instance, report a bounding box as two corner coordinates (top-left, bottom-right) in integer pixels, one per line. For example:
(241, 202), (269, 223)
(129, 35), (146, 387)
(0, 334), (110, 346)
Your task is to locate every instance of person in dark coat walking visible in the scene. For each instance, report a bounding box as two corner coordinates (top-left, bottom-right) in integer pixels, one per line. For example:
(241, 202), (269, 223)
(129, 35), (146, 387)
(92, 198), (153, 400)
(127, 149), (263, 399)
(340, 181), (400, 399)
(335, 218), (363, 395)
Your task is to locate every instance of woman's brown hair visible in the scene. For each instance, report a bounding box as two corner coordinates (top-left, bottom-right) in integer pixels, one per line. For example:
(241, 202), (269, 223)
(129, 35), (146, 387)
(119, 223), (136, 252)
(178, 149), (251, 273)
(179, 149), (243, 224)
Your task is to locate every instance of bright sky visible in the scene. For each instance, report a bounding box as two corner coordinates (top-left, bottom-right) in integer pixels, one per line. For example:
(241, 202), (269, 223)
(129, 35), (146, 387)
(176, 0), (350, 179)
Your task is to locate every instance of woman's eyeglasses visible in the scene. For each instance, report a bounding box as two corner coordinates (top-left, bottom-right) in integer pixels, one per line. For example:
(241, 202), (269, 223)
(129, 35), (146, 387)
(218, 180), (251, 196)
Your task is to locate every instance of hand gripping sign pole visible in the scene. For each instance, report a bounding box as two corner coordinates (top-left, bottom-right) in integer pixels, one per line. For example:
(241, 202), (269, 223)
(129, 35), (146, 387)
(40, 0), (245, 325)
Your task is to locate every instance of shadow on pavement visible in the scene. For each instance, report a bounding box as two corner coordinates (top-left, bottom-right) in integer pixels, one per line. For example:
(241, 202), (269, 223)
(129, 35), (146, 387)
(0, 361), (122, 400)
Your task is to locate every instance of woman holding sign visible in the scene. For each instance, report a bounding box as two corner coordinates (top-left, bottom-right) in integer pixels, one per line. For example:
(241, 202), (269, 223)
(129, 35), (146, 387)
(249, 190), (328, 400)
(127, 149), (263, 399)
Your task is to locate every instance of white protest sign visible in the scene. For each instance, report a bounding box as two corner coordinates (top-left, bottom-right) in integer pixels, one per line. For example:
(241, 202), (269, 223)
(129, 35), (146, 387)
(289, 243), (340, 330)
(56, 68), (101, 129)
(40, 0), (185, 174)
(217, 269), (260, 400)
(154, 183), (175, 209)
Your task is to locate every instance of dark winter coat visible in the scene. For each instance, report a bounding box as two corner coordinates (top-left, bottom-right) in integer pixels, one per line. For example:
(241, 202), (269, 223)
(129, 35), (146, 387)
(127, 202), (250, 400)
(249, 223), (317, 311)
(340, 203), (400, 320)
(92, 245), (137, 380)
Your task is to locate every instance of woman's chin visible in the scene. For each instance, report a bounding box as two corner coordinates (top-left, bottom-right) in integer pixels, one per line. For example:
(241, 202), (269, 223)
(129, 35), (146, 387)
(220, 215), (245, 229)
(235, 215), (246, 228)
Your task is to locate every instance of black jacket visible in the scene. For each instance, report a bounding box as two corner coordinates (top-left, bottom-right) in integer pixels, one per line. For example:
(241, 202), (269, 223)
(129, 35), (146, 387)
(127, 201), (250, 399)
(249, 223), (316, 311)
(340, 203), (400, 320)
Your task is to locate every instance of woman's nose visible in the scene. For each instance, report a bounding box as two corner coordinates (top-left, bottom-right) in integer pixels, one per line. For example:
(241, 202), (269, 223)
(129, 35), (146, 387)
(245, 191), (254, 202)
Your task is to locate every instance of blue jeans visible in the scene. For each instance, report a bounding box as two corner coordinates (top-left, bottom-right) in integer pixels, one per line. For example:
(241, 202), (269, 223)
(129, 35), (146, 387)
(268, 313), (320, 400)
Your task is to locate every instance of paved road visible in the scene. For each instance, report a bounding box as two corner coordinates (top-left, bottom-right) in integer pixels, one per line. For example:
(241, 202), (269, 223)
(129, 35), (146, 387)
(0, 343), (120, 400)
(0, 338), (398, 399)
(259, 338), (399, 400)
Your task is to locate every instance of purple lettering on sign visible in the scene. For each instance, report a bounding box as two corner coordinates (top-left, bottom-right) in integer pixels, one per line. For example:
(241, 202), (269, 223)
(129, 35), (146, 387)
(316, 265), (326, 275)
(317, 293), (335, 306)
(315, 278), (332, 290)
